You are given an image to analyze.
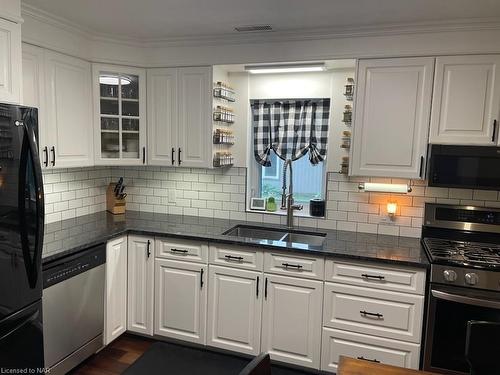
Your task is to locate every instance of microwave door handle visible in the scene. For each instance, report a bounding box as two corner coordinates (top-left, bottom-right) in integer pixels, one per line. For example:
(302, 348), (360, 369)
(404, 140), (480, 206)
(432, 289), (500, 310)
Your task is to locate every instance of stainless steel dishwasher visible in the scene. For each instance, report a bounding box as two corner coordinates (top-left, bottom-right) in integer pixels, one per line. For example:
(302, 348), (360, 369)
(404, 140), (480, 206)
(42, 244), (106, 375)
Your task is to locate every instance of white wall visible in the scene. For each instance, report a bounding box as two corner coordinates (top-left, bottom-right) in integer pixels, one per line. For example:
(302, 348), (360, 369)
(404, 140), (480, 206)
(20, 5), (500, 68)
(1, 0), (21, 22)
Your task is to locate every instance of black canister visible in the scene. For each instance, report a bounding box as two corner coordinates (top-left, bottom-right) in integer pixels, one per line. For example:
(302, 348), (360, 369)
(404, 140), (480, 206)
(309, 198), (326, 217)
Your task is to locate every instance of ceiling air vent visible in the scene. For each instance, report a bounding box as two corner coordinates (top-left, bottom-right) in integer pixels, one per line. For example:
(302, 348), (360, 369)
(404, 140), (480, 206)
(234, 25), (273, 33)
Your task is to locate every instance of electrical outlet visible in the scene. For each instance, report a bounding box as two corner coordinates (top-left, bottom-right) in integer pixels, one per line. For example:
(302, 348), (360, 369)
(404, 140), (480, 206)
(379, 216), (395, 225)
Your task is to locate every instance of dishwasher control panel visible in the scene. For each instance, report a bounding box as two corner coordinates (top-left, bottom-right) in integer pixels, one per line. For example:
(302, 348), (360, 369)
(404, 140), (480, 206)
(42, 244), (106, 288)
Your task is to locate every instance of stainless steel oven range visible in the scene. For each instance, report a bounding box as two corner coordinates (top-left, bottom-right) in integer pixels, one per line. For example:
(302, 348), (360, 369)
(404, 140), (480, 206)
(422, 203), (500, 375)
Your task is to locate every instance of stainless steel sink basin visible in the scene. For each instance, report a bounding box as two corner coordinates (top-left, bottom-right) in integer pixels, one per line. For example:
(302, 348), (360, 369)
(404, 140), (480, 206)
(223, 225), (287, 241)
(223, 225), (326, 247)
(282, 232), (326, 247)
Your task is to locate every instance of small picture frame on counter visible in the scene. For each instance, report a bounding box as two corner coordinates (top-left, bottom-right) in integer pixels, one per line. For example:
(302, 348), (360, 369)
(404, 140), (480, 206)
(250, 197), (266, 211)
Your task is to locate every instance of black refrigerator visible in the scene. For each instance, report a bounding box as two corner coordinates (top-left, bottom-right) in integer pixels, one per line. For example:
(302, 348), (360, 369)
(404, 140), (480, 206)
(0, 104), (44, 369)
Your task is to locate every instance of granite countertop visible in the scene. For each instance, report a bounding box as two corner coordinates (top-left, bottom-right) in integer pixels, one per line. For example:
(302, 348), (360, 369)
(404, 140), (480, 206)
(42, 210), (429, 269)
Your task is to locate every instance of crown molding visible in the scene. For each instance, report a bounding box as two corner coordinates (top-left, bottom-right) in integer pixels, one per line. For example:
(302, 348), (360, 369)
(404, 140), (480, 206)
(0, 10), (24, 24)
(21, 3), (500, 49)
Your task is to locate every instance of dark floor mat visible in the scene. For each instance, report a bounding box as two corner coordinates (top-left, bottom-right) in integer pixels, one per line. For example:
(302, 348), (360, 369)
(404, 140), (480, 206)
(123, 341), (318, 375)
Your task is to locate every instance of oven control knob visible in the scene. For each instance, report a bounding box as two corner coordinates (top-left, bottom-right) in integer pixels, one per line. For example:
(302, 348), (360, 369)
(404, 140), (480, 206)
(443, 270), (457, 282)
(465, 273), (479, 286)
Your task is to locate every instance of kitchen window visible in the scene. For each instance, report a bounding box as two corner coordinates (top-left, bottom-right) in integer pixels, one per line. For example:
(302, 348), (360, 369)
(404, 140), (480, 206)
(249, 98), (329, 214)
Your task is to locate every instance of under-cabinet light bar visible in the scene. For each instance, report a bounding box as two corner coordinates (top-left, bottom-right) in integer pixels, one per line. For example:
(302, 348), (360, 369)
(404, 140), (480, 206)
(244, 63), (326, 74)
(358, 182), (412, 194)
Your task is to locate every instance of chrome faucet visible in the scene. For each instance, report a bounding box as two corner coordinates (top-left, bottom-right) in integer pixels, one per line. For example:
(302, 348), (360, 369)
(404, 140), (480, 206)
(281, 159), (303, 228)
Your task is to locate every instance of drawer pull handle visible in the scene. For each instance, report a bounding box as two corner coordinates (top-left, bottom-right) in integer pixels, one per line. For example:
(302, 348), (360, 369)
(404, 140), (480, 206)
(171, 248), (188, 254)
(361, 273), (385, 280)
(256, 276), (259, 298)
(225, 255), (244, 261)
(200, 268), (204, 288)
(357, 356), (380, 363)
(282, 263), (302, 269)
(360, 310), (384, 319)
(146, 240), (151, 258)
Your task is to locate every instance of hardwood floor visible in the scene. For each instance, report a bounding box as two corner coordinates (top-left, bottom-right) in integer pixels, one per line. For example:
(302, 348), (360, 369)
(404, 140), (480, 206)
(69, 334), (154, 375)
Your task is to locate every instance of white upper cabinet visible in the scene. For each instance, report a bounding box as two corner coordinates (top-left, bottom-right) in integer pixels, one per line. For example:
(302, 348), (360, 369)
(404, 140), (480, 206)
(22, 44), (46, 158)
(147, 68), (178, 166)
(350, 57), (434, 179)
(0, 19), (21, 104)
(44, 50), (93, 168)
(177, 67), (212, 168)
(127, 235), (154, 336)
(148, 66), (212, 168)
(93, 64), (147, 165)
(429, 55), (500, 145)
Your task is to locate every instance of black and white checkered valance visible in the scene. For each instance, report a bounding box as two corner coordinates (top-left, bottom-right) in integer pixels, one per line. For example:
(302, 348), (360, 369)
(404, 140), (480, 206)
(251, 99), (330, 166)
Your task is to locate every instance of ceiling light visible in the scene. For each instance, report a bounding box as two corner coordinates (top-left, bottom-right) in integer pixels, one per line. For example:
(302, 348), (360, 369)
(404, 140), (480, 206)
(99, 76), (131, 85)
(358, 182), (412, 194)
(244, 63), (326, 74)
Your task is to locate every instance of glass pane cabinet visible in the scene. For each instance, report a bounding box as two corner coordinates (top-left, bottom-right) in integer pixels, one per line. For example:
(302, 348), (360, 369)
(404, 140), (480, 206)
(93, 65), (146, 165)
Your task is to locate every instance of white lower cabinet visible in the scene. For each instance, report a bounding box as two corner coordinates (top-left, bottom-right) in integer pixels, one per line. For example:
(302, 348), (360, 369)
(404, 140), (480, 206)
(127, 235), (154, 335)
(154, 258), (207, 344)
(104, 236), (128, 345)
(321, 328), (421, 372)
(207, 265), (262, 355)
(261, 274), (323, 369)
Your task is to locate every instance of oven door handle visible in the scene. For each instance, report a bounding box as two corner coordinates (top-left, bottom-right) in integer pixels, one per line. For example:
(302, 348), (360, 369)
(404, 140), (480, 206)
(432, 289), (500, 310)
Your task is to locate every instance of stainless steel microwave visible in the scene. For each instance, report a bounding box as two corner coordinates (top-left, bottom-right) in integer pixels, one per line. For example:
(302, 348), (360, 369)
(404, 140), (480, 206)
(428, 144), (500, 190)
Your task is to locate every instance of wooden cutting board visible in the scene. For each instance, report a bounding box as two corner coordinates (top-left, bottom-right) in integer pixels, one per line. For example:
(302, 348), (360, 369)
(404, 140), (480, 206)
(338, 356), (440, 375)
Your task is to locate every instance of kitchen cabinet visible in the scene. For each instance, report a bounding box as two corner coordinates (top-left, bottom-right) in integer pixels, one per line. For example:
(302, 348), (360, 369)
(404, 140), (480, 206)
(350, 57), (434, 178)
(207, 265), (262, 355)
(0, 19), (21, 104)
(22, 43), (46, 156)
(104, 236), (128, 345)
(127, 235), (154, 336)
(147, 66), (212, 168)
(147, 68), (177, 166)
(93, 64), (147, 165)
(44, 50), (93, 168)
(429, 55), (500, 145)
(320, 259), (426, 373)
(321, 328), (421, 372)
(154, 258), (207, 344)
(261, 274), (323, 369)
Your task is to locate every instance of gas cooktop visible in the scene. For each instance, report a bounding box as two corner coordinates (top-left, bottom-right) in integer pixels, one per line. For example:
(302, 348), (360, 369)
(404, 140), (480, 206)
(423, 237), (500, 269)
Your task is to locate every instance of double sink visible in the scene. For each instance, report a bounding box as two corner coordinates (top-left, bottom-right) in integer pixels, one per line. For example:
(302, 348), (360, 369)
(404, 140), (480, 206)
(223, 225), (326, 248)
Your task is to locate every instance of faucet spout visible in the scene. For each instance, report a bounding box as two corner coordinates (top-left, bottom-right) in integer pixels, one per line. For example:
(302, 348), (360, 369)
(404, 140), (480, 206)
(281, 159), (302, 228)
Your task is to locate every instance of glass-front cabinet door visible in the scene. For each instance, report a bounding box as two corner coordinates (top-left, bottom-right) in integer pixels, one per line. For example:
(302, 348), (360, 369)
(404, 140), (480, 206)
(92, 65), (146, 165)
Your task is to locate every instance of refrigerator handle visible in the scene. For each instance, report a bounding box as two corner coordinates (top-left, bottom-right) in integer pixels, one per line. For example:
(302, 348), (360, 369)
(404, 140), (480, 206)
(17, 110), (45, 289)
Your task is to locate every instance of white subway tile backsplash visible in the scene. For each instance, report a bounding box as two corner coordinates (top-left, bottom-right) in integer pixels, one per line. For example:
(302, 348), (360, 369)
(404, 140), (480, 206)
(43, 166), (500, 240)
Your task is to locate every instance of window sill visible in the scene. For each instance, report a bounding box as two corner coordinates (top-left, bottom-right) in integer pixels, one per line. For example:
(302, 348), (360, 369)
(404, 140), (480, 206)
(247, 206), (325, 220)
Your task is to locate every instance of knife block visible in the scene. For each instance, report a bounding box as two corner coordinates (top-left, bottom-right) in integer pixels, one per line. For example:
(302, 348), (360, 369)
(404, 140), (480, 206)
(106, 183), (126, 215)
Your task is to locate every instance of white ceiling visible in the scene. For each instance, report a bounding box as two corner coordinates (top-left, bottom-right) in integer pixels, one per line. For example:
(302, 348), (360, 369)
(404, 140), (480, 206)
(22, 0), (500, 40)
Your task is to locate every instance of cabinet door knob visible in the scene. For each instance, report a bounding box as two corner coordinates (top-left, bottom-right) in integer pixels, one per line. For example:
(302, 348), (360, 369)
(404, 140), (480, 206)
(493, 119), (497, 142)
(419, 156), (424, 178)
(146, 240), (151, 258)
(256, 276), (259, 298)
(171, 147), (175, 165)
(200, 268), (204, 288)
(178, 148), (182, 166)
(142, 147), (146, 164)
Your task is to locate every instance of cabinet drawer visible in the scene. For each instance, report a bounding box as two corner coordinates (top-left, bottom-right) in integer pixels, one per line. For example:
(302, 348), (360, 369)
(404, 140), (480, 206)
(155, 238), (208, 264)
(321, 328), (420, 373)
(209, 244), (263, 271)
(325, 259), (426, 295)
(264, 251), (324, 280)
(323, 283), (424, 343)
